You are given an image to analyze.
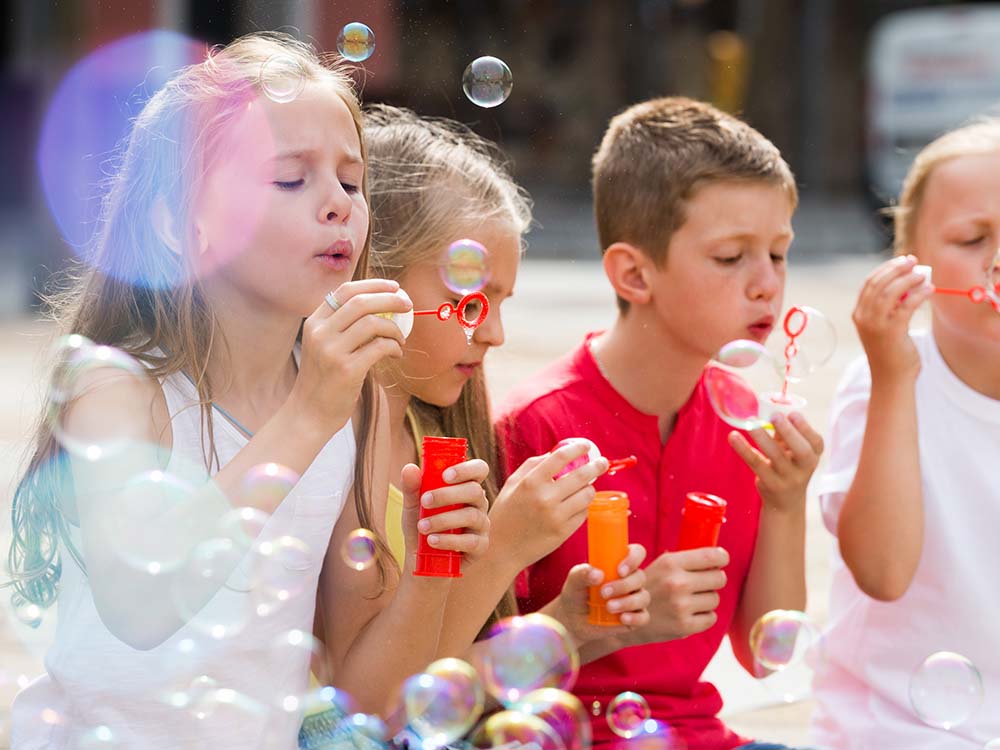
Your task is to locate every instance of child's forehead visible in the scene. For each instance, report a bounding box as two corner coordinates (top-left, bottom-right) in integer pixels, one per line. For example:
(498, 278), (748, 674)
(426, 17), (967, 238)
(680, 179), (794, 239)
(924, 152), (1000, 212)
(218, 84), (360, 164)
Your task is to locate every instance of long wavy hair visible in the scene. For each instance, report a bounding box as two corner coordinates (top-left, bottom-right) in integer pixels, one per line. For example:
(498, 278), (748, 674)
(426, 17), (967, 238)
(6, 32), (390, 609)
(363, 104), (533, 635)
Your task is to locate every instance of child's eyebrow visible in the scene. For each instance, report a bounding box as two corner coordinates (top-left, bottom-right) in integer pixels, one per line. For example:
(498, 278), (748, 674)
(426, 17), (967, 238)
(266, 150), (364, 168)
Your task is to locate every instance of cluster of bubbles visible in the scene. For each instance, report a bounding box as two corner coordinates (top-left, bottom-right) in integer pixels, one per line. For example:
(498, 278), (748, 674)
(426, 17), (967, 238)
(705, 306), (835, 430)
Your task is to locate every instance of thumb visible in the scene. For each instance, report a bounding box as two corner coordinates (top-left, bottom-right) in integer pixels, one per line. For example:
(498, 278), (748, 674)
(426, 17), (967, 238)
(562, 563), (603, 596)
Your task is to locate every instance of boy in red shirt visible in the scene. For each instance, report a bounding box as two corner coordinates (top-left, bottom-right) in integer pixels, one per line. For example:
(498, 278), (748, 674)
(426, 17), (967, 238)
(496, 97), (823, 750)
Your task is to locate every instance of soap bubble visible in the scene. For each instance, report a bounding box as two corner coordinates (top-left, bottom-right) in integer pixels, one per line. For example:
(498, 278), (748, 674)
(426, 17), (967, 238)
(337, 22), (376, 62)
(551, 438), (600, 480)
(170, 537), (252, 639)
(259, 53), (306, 104)
(514, 688), (591, 750)
(440, 239), (490, 294)
(341, 528), (378, 572)
(462, 57), (513, 108)
(404, 666), (484, 749)
(236, 463), (299, 511)
(75, 724), (121, 749)
(479, 710), (565, 750)
(705, 340), (806, 430)
(749, 610), (818, 672)
(767, 306), (836, 383)
(909, 651), (984, 730)
(605, 691), (650, 739)
(481, 613), (580, 705)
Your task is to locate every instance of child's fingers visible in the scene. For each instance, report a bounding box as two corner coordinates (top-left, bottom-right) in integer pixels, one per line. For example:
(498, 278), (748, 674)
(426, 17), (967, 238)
(727, 431), (775, 477)
(421, 482), (488, 512)
(619, 609), (650, 628)
(617, 543), (647, 577)
(399, 463), (423, 508)
(557, 485), (596, 521)
(866, 255), (916, 296)
(564, 563), (604, 590)
(690, 590), (722, 614)
(599, 568), (645, 600)
(787, 412), (824, 456)
(417, 506), (487, 535)
(667, 546), (729, 572)
(309, 279), (400, 320)
(768, 414), (815, 461)
(425, 531), (486, 553)
(443, 458), (490, 485)
(604, 589), (650, 616)
(506, 455), (547, 486)
(746, 424), (794, 472)
(339, 314), (408, 353)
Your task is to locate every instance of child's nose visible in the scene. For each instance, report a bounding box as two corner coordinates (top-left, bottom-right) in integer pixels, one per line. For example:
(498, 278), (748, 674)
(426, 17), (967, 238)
(749, 260), (781, 301)
(473, 310), (504, 348)
(320, 184), (353, 224)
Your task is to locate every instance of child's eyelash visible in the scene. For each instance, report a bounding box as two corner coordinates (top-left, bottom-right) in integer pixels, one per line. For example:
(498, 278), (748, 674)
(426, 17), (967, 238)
(274, 179), (304, 190)
(341, 183), (359, 193)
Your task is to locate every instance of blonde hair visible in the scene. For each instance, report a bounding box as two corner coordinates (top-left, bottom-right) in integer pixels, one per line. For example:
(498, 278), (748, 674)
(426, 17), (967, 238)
(7, 32), (389, 608)
(364, 104), (531, 633)
(592, 96), (797, 312)
(893, 118), (1000, 254)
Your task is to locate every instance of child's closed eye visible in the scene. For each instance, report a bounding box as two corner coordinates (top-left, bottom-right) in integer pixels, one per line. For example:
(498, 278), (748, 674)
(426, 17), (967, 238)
(274, 179), (304, 191)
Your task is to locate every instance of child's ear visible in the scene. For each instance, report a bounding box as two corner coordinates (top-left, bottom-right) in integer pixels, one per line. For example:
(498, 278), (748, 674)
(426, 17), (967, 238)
(602, 242), (654, 306)
(150, 196), (181, 256)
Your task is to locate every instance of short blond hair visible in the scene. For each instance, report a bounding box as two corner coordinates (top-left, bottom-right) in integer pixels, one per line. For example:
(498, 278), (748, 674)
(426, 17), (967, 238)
(893, 118), (1000, 254)
(592, 96), (797, 269)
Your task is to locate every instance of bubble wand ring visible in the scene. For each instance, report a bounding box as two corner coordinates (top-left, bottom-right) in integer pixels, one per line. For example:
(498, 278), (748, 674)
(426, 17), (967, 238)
(412, 291), (490, 329)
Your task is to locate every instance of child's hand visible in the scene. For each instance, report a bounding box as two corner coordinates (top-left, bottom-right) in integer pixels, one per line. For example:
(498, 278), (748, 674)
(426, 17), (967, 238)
(295, 279), (413, 433)
(488, 442), (608, 569)
(401, 459), (492, 565)
(542, 544), (650, 646)
(728, 411), (823, 513)
(853, 254), (932, 380)
(624, 547), (729, 646)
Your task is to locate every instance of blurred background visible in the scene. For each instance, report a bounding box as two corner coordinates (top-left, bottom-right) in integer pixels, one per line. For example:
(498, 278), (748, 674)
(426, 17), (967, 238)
(3, 0), (1000, 744)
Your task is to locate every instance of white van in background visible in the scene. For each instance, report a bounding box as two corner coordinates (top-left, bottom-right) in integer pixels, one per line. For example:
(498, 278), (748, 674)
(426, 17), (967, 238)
(867, 4), (1000, 203)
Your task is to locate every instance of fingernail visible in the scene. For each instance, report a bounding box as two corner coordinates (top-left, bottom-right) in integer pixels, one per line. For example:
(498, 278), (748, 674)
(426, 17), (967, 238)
(427, 534), (439, 546)
(421, 492), (433, 507)
(443, 468), (456, 483)
(601, 585), (613, 598)
(606, 601), (620, 613)
(618, 564), (629, 577)
(418, 520), (430, 533)
(772, 413), (785, 425)
(588, 569), (602, 584)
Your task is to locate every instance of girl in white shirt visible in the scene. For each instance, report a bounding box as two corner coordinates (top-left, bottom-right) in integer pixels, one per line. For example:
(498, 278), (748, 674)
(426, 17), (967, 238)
(811, 120), (1000, 748)
(5, 32), (489, 749)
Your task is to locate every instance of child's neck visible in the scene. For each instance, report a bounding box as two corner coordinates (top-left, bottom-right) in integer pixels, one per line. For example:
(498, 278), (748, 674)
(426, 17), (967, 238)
(591, 311), (707, 442)
(933, 318), (1000, 400)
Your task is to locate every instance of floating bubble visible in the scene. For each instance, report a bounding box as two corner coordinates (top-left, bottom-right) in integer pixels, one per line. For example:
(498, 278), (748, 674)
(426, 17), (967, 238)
(514, 688), (591, 750)
(103, 469), (198, 574)
(462, 56), (513, 108)
(10, 593), (44, 629)
(76, 724), (121, 749)
(749, 610), (818, 672)
(299, 684), (359, 722)
(48, 342), (150, 460)
(236, 463), (299, 513)
(623, 719), (686, 750)
(605, 692), (650, 739)
(251, 534), (313, 616)
(337, 22), (376, 63)
(479, 710), (565, 750)
(170, 537), (251, 639)
(766, 306), (836, 383)
(259, 53), (306, 104)
(705, 340), (806, 430)
(441, 239), (490, 294)
(270, 631), (327, 713)
(404, 668), (483, 749)
(909, 651), (984, 730)
(37, 31), (206, 260)
(551, 438), (600, 480)
(342, 528), (378, 572)
(482, 613), (580, 705)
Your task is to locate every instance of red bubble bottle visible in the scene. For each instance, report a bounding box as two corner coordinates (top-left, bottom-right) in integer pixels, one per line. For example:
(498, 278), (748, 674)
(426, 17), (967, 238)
(414, 436), (468, 577)
(676, 492), (727, 550)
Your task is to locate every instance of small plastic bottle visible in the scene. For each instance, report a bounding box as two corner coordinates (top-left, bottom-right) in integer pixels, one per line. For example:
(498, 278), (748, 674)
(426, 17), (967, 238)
(414, 436), (468, 577)
(676, 492), (727, 550)
(587, 491), (631, 626)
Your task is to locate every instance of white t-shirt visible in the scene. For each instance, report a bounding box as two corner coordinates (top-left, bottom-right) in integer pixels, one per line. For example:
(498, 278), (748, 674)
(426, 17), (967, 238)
(11, 364), (354, 749)
(810, 330), (1000, 749)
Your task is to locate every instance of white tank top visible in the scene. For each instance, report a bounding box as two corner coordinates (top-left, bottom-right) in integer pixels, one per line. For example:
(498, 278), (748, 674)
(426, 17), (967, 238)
(11, 362), (353, 749)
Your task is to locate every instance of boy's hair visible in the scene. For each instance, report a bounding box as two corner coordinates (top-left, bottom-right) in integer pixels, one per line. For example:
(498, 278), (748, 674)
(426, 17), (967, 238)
(5, 32), (394, 609)
(592, 96), (797, 312)
(363, 104), (532, 633)
(893, 118), (1000, 254)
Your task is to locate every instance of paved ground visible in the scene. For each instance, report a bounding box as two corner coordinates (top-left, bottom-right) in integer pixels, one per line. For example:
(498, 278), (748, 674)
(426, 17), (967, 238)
(0, 254), (887, 747)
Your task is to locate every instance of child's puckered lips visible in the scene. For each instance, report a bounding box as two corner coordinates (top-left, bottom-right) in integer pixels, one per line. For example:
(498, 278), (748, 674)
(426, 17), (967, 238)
(747, 314), (775, 341)
(315, 239), (354, 270)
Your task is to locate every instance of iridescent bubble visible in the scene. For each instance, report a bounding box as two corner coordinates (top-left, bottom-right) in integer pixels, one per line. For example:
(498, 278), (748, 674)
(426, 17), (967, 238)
(251, 534), (313, 616)
(236, 463), (300, 511)
(342, 713), (389, 744)
(624, 719), (686, 750)
(766, 305), (836, 383)
(104, 469), (198, 574)
(440, 239), (490, 294)
(170, 537), (251, 639)
(48, 342), (150, 460)
(605, 691), (650, 739)
(269, 629), (327, 711)
(480, 710), (565, 750)
(298, 684), (359, 723)
(337, 22), (376, 63)
(259, 53), (306, 104)
(341, 528), (378, 572)
(188, 687), (267, 725)
(481, 613), (580, 705)
(404, 669), (483, 749)
(462, 56), (513, 108)
(705, 340), (806, 430)
(37, 31), (206, 263)
(909, 651), (984, 730)
(76, 724), (121, 749)
(514, 688), (591, 750)
(749, 610), (818, 672)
